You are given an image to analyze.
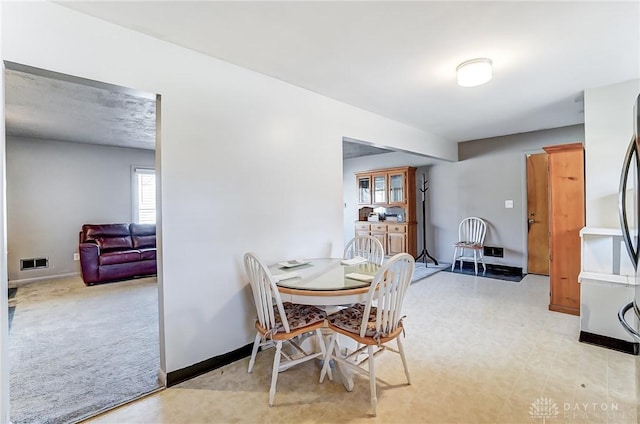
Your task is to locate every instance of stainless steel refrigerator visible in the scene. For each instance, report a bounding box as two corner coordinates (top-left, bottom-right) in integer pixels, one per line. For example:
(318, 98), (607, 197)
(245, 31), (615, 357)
(618, 92), (640, 416)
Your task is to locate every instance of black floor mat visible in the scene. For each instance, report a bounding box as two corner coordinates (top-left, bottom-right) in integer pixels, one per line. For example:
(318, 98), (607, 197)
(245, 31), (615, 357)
(444, 262), (525, 282)
(8, 288), (17, 331)
(8, 306), (15, 330)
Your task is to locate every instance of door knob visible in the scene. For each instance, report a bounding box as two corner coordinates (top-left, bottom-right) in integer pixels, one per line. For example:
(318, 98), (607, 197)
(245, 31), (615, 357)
(528, 219), (535, 225)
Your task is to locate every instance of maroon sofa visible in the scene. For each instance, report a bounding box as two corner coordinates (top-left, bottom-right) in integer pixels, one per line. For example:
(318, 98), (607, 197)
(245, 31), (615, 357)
(79, 223), (157, 285)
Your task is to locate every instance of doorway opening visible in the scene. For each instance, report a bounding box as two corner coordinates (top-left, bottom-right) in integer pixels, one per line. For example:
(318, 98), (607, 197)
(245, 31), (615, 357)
(3, 62), (164, 423)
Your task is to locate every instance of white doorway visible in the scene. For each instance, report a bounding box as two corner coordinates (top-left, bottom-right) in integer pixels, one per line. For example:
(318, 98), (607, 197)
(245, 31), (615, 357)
(3, 62), (164, 423)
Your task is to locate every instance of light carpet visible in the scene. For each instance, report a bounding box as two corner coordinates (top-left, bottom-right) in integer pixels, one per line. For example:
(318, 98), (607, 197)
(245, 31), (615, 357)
(9, 275), (161, 424)
(411, 261), (449, 283)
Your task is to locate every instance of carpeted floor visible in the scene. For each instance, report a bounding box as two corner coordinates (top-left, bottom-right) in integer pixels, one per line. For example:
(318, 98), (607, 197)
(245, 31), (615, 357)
(410, 261), (449, 283)
(8, 275), (161, 424)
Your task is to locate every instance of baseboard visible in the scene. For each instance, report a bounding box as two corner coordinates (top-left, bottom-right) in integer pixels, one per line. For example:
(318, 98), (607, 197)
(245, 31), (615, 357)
(166, 343), (253, 387)
(9, 272), (80, 287)
(579, 331), (639, 355)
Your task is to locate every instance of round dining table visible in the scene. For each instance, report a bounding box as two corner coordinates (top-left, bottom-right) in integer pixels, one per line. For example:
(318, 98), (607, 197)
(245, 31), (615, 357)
(269, 258), (380, 306)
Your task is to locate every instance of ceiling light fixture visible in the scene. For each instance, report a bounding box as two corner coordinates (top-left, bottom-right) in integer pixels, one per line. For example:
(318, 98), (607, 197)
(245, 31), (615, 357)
(456, 58), (493, 87)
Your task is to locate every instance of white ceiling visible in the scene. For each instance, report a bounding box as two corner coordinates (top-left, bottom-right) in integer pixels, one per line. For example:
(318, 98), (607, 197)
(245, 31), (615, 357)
(55, 0), (639, 144)
(5, 65), (157, 150)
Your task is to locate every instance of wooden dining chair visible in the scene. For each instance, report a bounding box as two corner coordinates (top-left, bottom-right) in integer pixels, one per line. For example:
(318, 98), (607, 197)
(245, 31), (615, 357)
(243, 252), (329, 406)
(319, 252), (415, 416)
(343, 235), (385, 265)
(452, 216), (487, 275)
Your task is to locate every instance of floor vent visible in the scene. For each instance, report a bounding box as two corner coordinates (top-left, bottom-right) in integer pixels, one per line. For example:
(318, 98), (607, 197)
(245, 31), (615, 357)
(20, 257), (49, 270)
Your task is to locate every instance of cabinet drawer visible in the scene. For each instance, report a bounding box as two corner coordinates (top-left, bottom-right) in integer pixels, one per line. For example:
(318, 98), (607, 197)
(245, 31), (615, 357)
(355, 222), (370, 231)
(387, 224), (407, 233)
(370, 223), (387, 232)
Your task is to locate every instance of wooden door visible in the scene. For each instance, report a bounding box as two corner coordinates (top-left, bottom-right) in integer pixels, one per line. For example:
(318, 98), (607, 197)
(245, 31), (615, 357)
(543, 143), (584, 316)
(526, 153), (550, 275)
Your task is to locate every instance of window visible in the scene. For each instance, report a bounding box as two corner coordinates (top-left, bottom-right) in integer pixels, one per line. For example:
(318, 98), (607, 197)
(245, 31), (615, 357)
(133, 167), (156, 224)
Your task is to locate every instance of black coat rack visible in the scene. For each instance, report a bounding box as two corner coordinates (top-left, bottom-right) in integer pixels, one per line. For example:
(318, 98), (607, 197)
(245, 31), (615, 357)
(415, 173), (438, 265)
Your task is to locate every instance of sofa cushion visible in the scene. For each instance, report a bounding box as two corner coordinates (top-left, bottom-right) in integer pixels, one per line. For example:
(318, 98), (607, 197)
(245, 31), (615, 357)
(139, 248), (156, 261)
(99, 250), (141, 266)
(130, 223), (155, 236)
(133, 235), (156, 249)
(96, 236), (133, 251)
(82, 224), (130, 243)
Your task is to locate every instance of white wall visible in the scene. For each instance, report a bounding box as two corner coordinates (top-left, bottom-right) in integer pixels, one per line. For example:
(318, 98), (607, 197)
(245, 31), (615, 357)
(429, 125), (585, 269)
(584, 79), (640, 227)
(0, 3), (10, 418)
(5, 137), (155, 282)
(1, 0), (455, 385)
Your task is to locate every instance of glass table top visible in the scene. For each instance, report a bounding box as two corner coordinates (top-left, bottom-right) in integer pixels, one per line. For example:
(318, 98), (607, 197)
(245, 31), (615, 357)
(269, 258), (380, 291)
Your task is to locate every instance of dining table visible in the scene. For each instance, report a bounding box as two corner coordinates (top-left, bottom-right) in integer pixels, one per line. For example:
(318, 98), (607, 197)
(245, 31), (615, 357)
(268, 258), (380, 307)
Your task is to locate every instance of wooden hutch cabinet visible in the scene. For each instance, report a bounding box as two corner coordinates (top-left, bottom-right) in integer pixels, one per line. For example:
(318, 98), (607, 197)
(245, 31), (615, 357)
(543, 143), (585, 316)
(354, 166), (417, 257)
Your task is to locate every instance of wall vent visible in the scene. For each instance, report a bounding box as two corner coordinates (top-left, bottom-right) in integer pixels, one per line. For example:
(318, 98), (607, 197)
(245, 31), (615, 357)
(483, 246), (504, 258)
(20, 257), (49, 270)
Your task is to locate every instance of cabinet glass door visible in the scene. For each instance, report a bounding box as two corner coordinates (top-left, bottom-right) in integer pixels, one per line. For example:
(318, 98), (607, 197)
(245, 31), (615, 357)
(357, 176), (371, 204)
(373, 174), (387, 204)
(389, 173), (405, 204)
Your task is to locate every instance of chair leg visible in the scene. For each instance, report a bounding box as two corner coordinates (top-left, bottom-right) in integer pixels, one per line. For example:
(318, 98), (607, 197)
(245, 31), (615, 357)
(248, 332), (261, 373)
(451, 248), (457, 271)
(269, 340), (283, 406)
(397, 336), (411, 385)
(473, 250), (478, 275)
(368, 345), (377, 416)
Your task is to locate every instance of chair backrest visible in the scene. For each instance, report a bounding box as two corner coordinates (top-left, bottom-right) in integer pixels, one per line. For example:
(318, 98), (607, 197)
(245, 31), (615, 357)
(458, 217), (487, 245)
(359, 253), (415, 339)
(243, 252), (290, 334)
(343, 235), (385, 265)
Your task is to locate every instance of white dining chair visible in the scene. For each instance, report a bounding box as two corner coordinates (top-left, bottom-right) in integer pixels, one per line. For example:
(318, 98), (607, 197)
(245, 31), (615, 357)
(343, 235), (385, 265)
(451, 216), (487, 275)
(319, 252), (415, 416)
(244, 252), (329, 406)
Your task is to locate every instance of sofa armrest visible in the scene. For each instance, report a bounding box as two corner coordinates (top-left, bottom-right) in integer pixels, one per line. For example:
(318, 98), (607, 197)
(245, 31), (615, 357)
(79, 242), (100, 284)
